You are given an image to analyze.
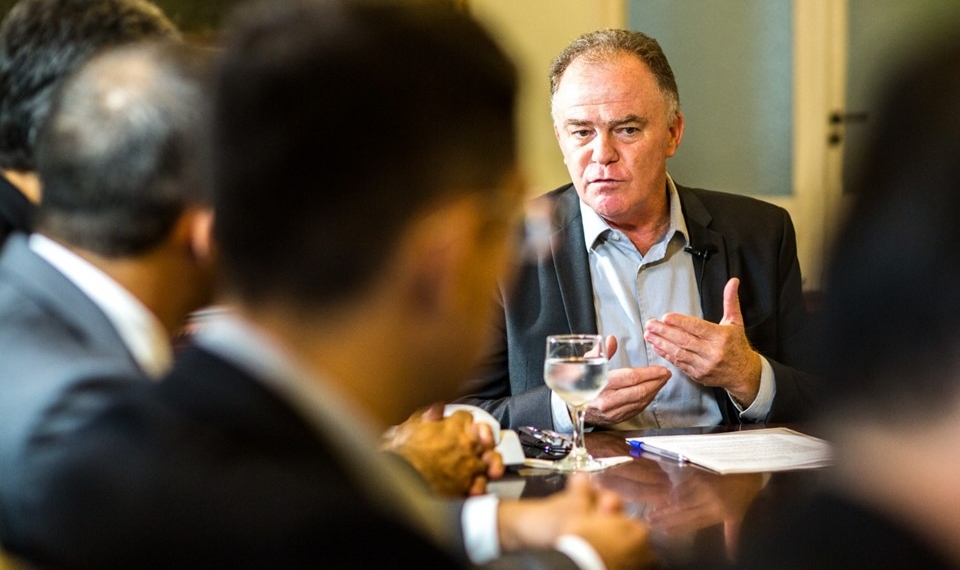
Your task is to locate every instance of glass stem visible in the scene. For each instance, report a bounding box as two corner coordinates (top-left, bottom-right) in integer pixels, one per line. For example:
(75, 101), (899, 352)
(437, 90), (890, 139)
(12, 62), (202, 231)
(570, 405), (588, 460)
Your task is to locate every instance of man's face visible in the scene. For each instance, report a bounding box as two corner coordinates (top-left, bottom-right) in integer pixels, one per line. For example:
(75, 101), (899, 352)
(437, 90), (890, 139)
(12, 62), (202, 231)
(552, 53), (683, 227)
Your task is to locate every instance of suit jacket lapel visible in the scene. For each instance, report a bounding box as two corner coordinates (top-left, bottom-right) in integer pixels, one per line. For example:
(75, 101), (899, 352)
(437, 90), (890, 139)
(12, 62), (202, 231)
(677, 186), (728, 324)
(0, 235), (136, 363)
(551, 186), (598, 334)
(676, 186), (739, 422)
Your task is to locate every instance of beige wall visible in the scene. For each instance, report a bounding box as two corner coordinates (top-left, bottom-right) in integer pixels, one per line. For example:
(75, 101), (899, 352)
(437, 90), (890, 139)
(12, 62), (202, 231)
(469, 0), (625, 196)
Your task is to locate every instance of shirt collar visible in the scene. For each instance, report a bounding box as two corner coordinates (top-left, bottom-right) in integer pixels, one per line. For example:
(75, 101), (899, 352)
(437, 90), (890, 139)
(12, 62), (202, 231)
(28, 233), (172, 378)
(579, 173), (690, 252)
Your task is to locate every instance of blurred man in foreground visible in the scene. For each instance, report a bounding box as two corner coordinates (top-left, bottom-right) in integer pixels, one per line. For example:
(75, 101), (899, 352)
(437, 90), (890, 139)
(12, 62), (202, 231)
(14, 1), (653, 568)
(739, 37), (960, 569)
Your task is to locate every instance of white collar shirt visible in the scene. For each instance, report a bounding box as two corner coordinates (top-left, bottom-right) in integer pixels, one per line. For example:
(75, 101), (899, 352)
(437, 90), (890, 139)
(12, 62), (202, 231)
(28, 233), (171, 379)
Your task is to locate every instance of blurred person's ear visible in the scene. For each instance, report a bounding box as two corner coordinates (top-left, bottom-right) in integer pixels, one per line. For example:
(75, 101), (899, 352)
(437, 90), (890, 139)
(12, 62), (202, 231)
(384, 185), (517, 391)
(187, 207), (215, 264)
(399, 193), (492, 317)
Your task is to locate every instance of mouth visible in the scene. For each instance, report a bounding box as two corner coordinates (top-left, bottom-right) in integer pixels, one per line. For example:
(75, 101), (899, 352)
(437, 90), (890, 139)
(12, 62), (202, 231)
(587, 178), (622, 186)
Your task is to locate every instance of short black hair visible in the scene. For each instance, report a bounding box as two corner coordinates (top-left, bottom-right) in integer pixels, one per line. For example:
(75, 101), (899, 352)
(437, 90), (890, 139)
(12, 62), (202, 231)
(818, 39), (960, 424)
(0, 0), (180, 171)
(212, 0), (517, 309)
(36, 41), (210, 256)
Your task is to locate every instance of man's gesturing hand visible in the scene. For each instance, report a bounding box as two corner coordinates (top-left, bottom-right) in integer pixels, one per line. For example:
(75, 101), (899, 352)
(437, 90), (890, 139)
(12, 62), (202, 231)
(643, 278), (761, 407)
(583, 335), (671, 427)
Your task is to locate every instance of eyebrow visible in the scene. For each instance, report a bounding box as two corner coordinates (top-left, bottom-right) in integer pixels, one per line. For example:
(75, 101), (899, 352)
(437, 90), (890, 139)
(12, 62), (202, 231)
(563, 114), (648, 129)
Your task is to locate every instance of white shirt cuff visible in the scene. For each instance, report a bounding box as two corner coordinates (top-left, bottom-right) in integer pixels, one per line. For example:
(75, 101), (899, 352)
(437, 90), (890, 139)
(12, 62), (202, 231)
(462, 494), (501, 564)
(551, 390), (575, 433)
(732, 355), (776, 420)
(554, 534), (607, 570)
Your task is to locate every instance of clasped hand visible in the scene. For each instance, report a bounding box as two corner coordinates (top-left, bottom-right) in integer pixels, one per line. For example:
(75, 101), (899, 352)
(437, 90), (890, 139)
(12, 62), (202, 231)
(498, 473), (655, 570)
(384, 403), (503, 497)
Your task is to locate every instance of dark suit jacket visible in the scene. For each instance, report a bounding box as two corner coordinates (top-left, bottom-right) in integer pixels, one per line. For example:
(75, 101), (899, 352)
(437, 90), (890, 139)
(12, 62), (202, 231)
(0, 235), (143, 543)
(460, 183), (818, 429)
(0, 176), (33, 249)
(11, 346), (578, 569)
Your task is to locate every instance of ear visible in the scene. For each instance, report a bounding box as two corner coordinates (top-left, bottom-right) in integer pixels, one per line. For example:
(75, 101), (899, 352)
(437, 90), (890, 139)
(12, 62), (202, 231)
(396, 196), (484, 316)
(188, 207), (215, 263)
(666, 111), (685, 157)
(167, 207), (215, 264)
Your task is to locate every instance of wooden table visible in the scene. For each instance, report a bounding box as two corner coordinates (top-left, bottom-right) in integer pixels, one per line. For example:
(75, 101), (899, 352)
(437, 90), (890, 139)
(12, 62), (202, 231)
(508, 425), (827, 569)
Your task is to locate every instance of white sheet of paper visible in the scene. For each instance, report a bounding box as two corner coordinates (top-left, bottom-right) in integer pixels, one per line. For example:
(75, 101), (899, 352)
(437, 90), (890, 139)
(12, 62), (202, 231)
(626, 427), (832, 474)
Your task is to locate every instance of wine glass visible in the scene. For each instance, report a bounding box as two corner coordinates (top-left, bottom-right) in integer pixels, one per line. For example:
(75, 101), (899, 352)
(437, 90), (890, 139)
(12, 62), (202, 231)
(543, 334), (609, 471)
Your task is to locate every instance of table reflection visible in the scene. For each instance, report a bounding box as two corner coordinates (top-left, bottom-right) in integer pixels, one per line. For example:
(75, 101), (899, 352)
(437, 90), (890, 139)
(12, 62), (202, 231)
(515, 428), (822, 569)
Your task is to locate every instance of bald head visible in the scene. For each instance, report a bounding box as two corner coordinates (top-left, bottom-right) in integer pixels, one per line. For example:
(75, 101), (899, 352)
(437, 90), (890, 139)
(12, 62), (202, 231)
(36, 41), (210, 256)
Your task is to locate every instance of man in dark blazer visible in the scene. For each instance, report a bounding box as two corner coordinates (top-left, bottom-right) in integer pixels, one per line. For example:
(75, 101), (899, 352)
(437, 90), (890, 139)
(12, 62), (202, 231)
(459, 29), (817, 431)
(8, 2), (653, 569)
(0, 0), (181, 248)
(0, 41), (215, 547)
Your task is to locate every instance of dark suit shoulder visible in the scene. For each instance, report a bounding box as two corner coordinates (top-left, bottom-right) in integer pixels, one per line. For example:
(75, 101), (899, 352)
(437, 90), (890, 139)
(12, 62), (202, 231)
(675, 184), (795, 253)
(158, 345), (324, 447)
(677, 184), (790, 219)
(13, 347), (463, 568)
(0, 235), (130, 356)
(0, 236), (140, 466)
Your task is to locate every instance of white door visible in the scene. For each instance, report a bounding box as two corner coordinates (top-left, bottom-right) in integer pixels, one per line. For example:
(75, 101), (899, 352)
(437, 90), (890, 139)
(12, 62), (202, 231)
(630, 0), (960, 292)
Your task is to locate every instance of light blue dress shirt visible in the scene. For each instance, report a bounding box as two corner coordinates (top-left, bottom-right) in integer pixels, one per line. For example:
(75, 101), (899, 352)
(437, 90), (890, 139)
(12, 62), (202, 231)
(551, 177), (774, 430)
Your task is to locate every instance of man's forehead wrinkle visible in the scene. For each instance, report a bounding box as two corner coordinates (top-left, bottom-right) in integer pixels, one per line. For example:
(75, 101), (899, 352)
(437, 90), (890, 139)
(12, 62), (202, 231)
(561, 111), (647, 128)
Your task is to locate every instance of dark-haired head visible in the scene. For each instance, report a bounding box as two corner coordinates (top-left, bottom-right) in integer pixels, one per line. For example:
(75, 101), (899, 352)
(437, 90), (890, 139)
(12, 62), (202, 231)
(212, 0), (518, 310)
(0, 0), (180, 172)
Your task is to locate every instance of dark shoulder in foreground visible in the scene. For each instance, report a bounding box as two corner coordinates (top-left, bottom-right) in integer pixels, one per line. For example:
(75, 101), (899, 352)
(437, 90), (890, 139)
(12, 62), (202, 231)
(10, 346), (459, 569)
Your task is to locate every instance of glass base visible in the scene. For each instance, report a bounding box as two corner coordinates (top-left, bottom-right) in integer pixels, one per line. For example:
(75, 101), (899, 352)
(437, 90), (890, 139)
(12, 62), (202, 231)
(550, 448), (606, 472)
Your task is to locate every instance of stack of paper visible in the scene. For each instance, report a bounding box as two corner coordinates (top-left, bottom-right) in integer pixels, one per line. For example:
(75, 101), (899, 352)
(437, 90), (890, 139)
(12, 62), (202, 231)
(626, 427), (832, 475)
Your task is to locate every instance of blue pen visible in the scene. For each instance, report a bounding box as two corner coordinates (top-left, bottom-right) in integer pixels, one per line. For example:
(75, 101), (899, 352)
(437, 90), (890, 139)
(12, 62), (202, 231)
(627, 440), (688, 464)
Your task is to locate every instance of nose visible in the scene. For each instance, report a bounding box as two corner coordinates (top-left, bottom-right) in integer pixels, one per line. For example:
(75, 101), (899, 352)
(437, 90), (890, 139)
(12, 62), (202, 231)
(590, 132), (618, 164)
